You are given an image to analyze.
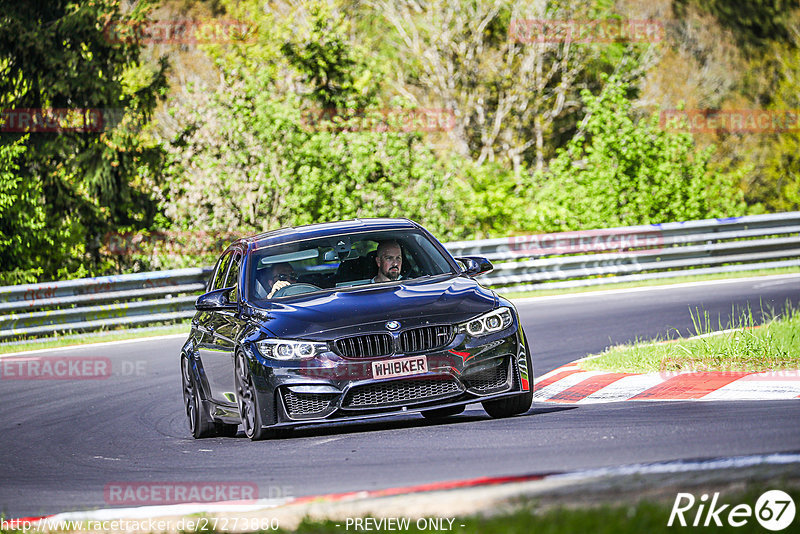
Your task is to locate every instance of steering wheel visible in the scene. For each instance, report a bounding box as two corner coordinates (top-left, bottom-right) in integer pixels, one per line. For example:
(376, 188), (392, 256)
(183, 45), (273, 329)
(272, 283), (321, 298)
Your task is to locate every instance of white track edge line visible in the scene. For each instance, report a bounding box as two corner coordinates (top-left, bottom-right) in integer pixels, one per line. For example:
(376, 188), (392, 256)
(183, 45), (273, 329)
(512, 272), (800, 303)
(0, 334), (187, 358)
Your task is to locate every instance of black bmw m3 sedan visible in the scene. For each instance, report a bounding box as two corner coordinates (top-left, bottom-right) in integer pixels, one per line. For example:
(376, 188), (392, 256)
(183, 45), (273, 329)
(181, 218), (533, 440)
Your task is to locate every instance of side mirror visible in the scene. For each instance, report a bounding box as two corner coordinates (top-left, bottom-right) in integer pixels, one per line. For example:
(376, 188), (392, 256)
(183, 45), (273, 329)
(195, 287), (237, 311)
(455, 256), (493, 277)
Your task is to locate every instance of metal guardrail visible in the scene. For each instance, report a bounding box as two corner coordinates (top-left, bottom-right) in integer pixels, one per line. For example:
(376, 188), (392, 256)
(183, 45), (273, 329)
(1, 213), (799, 339)
(0, 268), (211, 339)
(454, 212), (800, 293)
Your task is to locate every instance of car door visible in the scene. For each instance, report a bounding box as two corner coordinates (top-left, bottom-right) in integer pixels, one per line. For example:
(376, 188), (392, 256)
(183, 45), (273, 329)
(202, 249), (244, 405)
(193, 249), (231, 360)
(194, 250), (235, 404)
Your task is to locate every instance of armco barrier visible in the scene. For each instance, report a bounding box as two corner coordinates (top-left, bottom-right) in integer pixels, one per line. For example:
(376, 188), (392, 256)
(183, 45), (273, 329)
(457, 212), (800, 293)
(1, 213), (799, 339)
(0, 268), (211, 339)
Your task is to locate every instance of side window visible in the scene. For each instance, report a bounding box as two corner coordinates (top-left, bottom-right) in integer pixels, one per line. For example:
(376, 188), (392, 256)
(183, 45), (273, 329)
(224, 253), (242, 301)
(211, 252), (233, 291)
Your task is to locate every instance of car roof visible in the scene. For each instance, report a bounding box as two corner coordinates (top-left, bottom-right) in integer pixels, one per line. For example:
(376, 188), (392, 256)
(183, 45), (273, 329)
(238, 218), (423, 251)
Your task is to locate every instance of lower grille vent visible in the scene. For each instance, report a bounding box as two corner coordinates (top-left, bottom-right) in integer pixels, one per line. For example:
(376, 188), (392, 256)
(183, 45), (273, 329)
(465, 358), (511, 393)
(344, 378), (462, 408)
(283, 390), (336, 418)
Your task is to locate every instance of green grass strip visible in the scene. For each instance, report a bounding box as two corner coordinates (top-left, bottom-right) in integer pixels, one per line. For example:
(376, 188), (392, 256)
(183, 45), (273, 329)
(581, 305), (800, 374)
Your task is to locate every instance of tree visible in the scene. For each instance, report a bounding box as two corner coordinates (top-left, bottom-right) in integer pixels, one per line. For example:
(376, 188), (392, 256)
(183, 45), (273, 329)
(373, 0), (655, 173)
(0, 138), (48, 284)
(0, 0), (168, 280)
(741, 41), (800, 212)
(161, 0), (480, 260)
(532, 76), (746, 231)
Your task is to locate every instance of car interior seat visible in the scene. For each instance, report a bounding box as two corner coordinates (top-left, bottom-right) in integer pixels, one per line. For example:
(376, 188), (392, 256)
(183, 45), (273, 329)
(335, 250), (378, 283)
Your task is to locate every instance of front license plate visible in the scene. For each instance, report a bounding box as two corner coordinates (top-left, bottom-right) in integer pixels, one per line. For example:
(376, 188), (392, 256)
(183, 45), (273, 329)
(372, 355), (428, 379)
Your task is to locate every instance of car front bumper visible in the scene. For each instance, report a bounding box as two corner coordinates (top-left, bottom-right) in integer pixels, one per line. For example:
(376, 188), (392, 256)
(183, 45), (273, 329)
(243, 325), (532, 428)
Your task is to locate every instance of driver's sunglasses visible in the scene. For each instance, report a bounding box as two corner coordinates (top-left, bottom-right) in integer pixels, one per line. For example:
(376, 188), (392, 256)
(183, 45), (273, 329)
(275, 273), (298, 282)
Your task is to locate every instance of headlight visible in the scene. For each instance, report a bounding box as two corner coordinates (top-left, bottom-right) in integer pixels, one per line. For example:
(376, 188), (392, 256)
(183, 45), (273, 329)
(460, 307), (513, 337)
(256, 339), (329, 360)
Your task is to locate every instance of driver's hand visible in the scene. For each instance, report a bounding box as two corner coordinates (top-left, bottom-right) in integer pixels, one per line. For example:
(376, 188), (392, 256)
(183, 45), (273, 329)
(267, 280), (291, 299)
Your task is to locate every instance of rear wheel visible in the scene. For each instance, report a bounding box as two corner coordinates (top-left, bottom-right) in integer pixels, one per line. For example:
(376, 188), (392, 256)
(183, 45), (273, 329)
(182, 356), (218, 438)
(482, 341), (533, 418)
(234, 351), (269, 441)
(421, 405), (465, 419)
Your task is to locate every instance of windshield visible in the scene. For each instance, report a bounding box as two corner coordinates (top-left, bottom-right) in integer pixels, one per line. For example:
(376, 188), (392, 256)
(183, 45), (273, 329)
(247, 229), (456, 302)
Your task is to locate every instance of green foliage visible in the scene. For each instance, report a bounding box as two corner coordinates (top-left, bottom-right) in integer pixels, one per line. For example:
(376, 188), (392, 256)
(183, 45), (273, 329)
(281, 2), (377, 110)
(676, 0), (799, 50)
(0, 138), (48, 282)
(0, 0), (776, 283)
(738, 42), (800, 212)
(161, 0), (534, 251)
(0, 0), (168, 281)
(532, 77), (746, 231)
(447, 159), (531, 238)
(164, 79), (472, 248)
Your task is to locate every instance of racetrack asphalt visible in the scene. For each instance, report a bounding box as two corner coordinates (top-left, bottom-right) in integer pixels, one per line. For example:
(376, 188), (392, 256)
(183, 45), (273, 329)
(1, 274), (799, 518)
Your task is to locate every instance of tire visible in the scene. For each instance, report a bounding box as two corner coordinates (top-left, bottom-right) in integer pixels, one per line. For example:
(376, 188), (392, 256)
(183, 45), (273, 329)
(481, 340), (534, 419)
(421, 405), (465, 419)
(182, 356), (218, 438)
(234, 351), (269, 441)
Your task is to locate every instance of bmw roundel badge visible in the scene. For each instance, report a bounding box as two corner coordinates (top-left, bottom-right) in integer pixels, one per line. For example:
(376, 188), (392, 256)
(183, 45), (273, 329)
(385, 321), (401, 331)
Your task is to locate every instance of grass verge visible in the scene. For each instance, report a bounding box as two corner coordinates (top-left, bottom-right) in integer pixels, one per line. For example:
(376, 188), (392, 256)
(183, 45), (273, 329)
(581, 305), (800, 373)
(0, 322), (191, 355)
(505, 267), (800, 299)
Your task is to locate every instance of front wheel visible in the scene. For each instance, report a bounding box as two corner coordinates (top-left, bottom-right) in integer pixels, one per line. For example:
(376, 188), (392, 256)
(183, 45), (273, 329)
(182, 356), (218, 438)
(234, 351), (269, 441)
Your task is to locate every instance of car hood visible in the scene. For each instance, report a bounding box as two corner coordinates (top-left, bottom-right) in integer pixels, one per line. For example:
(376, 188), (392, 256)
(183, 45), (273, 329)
(248, 275), (498, 339)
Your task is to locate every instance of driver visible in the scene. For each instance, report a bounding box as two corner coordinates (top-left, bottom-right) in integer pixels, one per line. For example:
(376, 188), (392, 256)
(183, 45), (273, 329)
(372, 241), (403, 283)
(258, 262), (297, 299)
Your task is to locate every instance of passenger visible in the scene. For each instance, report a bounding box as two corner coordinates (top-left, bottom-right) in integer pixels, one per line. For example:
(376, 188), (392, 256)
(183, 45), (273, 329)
(258, 262), (297, 298)
(372, 241), (403, 283)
